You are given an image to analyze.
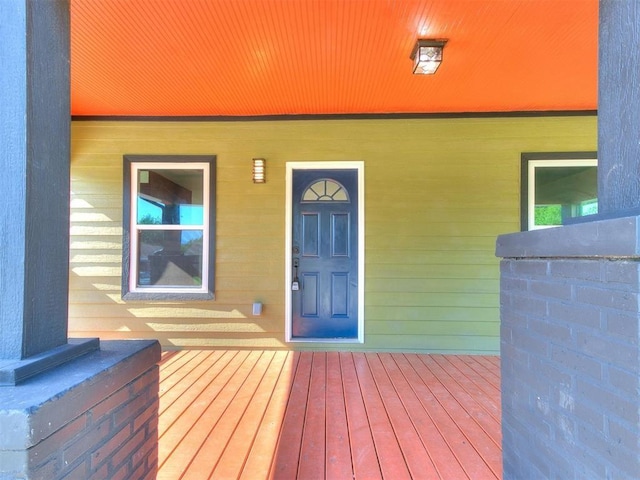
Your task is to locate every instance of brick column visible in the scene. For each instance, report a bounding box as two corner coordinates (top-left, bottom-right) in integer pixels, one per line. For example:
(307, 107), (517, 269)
(497, 220), (640, 478)
(0, 340), (161, 479)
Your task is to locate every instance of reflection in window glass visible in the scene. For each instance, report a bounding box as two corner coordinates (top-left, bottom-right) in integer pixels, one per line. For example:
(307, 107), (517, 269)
(137, 230), (204, 287)
(137, 198), (163, 225)
(533, 204), (560, 227)
(528, 160), (597, 230)
(136, 169), (204, 225)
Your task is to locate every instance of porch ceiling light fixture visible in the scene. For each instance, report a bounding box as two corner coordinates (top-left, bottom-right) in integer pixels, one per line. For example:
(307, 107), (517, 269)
(410, 39), (447, 75)
(252, 158), (266, 183)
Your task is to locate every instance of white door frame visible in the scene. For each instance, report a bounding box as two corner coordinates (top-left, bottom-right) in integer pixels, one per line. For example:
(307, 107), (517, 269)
(285, 161), (365, 343)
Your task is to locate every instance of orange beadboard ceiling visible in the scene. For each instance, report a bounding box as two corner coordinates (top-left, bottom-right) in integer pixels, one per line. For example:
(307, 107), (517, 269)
(69, 0), (598, 117)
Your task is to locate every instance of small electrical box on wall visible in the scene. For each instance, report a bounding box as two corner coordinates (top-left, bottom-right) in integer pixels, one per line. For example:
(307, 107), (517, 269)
(252, 302), (263, 316)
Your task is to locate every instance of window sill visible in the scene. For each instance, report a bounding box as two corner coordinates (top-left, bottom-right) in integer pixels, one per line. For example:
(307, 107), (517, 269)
(122, 291), (214, 301)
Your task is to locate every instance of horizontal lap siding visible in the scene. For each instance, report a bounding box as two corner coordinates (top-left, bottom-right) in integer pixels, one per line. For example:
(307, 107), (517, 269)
(70, 122), (287, 349)
(362, 116), (595, 353)
(69, 117), (596, 353)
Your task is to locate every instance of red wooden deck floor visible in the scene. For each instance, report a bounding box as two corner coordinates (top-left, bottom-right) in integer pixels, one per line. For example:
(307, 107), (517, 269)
(157, 351), (501, 480)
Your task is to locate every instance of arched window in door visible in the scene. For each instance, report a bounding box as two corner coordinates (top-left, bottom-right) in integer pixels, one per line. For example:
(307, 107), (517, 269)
(301, 179), (350, 202)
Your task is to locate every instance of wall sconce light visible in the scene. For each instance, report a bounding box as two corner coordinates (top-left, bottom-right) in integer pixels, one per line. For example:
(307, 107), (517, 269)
(252, 158), (265, 183)
(410, 39), (447, 75)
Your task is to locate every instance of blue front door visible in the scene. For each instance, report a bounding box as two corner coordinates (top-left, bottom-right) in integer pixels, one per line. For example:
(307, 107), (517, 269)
(291, 169), (358, 339)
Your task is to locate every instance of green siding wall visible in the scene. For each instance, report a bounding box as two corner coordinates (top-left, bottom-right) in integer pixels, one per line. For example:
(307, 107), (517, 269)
(69, 116), (597, 353)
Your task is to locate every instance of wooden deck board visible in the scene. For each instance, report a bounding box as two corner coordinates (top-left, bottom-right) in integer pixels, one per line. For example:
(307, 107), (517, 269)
(436, 355), (501, 421)
(352, 353), (413, 479)
(395, 354), (492, 479)
(158, 351), (226, 418)
(183, 351), (277, 479)
(239, 351), (296, 480)
(269, 352), (312, 479)
(158, 351), (502, 479)
(158, 351), (237, 448)
(158, 350), (195, 380)
(159, 351), (253, 478)
(340, 352), (383, 480)
(407, 355), (501, 479)
(297, 352), (327, 479)
(325, 353), (353, 479)
(421, 356), (501, 450)
(378, 353), (469, 479)
(213, 351), (289, 480)
(367, 353), (440, 478)
(455, 355), (501, 395)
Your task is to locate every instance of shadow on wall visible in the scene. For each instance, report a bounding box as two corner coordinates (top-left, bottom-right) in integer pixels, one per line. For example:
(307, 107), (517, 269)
(68, 191), (285, 349)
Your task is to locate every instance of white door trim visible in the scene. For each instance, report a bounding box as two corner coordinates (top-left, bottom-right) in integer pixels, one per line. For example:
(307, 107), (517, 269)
(285, 161), (365, 343)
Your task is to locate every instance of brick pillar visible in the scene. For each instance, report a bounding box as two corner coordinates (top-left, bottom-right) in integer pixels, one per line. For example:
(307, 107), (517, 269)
(497, 220), (640, 478)
(0, 340), (161, 479)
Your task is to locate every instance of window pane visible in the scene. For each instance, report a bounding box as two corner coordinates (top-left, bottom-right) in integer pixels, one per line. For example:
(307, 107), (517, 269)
(533, 165), (597, 228)
(302, 179), (350, 202)
(137, 230), (203, 287)
(137, 169), (204, 225)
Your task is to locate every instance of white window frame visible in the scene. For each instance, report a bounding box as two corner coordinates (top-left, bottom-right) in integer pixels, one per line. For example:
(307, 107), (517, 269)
(122, 156), (215, 300)
(527, 158), (598, 230)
